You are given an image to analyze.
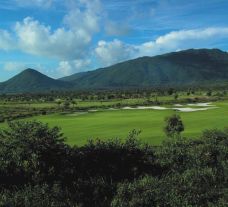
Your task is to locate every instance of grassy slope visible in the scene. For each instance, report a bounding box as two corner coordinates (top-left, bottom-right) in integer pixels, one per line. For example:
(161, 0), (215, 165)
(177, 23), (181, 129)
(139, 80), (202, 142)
(62, 49), (228, 88)
(1, 101), (226, 146)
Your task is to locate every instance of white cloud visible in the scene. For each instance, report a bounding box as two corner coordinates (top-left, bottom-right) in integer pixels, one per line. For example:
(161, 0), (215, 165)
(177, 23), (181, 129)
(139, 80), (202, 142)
(95, 27), (228, 66)
(0, 30), (15, 50)
(3, 62), (27, 72)
(57, 59), (91, 76)
(15, 17), (92, 60)
(2, 62), (44, 73)
(8, 0), (103, 75)
(57, 61), (73, 76)
(95, 39), (136, 66)
(136, 28), (228, 56)
(63, 0), (101, 34)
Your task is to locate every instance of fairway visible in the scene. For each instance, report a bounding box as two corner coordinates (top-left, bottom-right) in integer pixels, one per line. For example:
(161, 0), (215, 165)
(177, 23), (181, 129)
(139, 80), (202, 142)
(1, 101), (226, 146)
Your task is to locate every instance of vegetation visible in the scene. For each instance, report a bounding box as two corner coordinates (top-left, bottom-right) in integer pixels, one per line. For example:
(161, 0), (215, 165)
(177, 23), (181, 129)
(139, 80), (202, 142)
(164, 114), (184, 137)
(0, 120), (227, 206)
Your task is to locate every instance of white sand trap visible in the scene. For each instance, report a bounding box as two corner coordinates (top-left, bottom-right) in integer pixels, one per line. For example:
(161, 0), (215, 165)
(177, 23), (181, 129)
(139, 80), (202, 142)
(174, 104), (183, 107)
(122, 106), (136, 110)
(67, 102), (219, 116)
(173, 107), (218, 112)
(187, 102), (215, 107)
(108, 108), (118, 111)
(122, 104), (218, 112)
(67, 112), (88, 116)
(137, 106), (168, 110)
(122, 106), (168, 110)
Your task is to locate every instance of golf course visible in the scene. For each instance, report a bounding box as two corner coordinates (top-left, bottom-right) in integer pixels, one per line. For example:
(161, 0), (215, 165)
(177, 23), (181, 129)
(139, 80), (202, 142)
(1, 100), (227, 146)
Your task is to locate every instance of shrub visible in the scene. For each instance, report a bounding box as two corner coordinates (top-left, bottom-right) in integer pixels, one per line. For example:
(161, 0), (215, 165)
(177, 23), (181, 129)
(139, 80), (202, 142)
(164, 114), (184, 138)
(0, 121), (68, 185)
(0, 184), (78, 207)
(0, 116), (4, 123)
(112, 168), (224, 207)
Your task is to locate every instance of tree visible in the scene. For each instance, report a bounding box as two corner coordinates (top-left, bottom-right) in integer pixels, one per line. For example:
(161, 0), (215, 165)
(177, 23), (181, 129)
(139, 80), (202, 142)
(174, 93), (178, 100)
(112, 168), (222, 207)
(167, 88), (174, 96)
(71, 100), (77, 108)
(56, 99), (62, 108)
(164, 114), (184, 138)
(0, 121), (67, 185)
(206, 90), (212, 96)
(63, 101), (71, 110)
(0, 184), (77, 207)
(0, 115), (4, 123)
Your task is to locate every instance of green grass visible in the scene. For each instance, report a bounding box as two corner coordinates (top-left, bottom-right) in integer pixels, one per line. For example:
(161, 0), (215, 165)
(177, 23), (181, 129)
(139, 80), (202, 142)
(1, 101), (228, 146)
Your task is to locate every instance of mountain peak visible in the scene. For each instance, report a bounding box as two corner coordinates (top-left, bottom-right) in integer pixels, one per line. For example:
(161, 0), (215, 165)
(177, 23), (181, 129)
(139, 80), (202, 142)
(0, 68), (71, 93)
(24, 68), (36, 71)
(22, 68), (42, 74)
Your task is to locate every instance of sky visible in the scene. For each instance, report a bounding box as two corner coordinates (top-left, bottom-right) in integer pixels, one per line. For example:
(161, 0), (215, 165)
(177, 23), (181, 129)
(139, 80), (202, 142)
(1, 0), (228, 81)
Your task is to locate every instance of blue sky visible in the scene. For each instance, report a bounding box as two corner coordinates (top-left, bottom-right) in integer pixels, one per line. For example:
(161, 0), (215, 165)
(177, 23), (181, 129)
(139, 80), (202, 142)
(1, 0), (228, 81)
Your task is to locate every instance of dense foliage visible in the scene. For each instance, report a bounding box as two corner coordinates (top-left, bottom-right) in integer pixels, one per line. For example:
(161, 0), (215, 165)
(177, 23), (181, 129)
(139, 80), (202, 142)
(164, 114), (184, 137)
(0, 121), (227, 206)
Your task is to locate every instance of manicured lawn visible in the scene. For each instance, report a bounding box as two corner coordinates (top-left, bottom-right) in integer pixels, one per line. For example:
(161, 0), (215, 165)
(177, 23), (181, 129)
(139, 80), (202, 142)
(1, 101), (227, 146)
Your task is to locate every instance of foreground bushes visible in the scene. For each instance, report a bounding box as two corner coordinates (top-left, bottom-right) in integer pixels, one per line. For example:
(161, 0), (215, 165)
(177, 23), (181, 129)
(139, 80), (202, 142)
(112, 168), (225, 207)
(0, 184), (77, 207)
(0, 121), (227, 206)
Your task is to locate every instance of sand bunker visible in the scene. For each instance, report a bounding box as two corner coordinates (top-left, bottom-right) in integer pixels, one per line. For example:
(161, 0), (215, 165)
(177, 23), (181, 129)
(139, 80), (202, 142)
(137, 106), (168, 110)
(187, 102), (215, 107)
(67, 112), (88, 116)
(121, 103), (218, 112)
(174, 104), (183, 107)
(66, 103), (219, 116)
(173, 107), (218, 112)
(122, 107), (136, 110)
(122, 106), (167, 110)
(108, 108), (118, 111)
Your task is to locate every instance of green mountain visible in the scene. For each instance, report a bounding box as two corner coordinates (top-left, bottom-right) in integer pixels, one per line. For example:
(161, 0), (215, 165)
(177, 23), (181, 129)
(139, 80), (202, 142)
(61, 48), (228, 88)
(0, 69), (71, 93)
(1, 49), (228, 94)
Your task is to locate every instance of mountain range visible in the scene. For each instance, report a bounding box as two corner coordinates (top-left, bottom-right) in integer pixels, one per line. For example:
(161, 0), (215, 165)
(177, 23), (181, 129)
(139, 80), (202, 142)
(1, 48), (228, 93)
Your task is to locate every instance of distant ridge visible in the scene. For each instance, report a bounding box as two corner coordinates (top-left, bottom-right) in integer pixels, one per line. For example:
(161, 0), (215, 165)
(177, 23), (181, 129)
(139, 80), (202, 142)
(1, 49), (228, 93)
(60, 48), (228, 89)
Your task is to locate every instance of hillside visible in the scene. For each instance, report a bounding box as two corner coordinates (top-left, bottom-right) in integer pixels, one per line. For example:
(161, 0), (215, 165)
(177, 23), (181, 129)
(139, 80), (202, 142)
(61, 48), (228, 88)
(1, 49), (228, 93)
(0, 69), (71, 93)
